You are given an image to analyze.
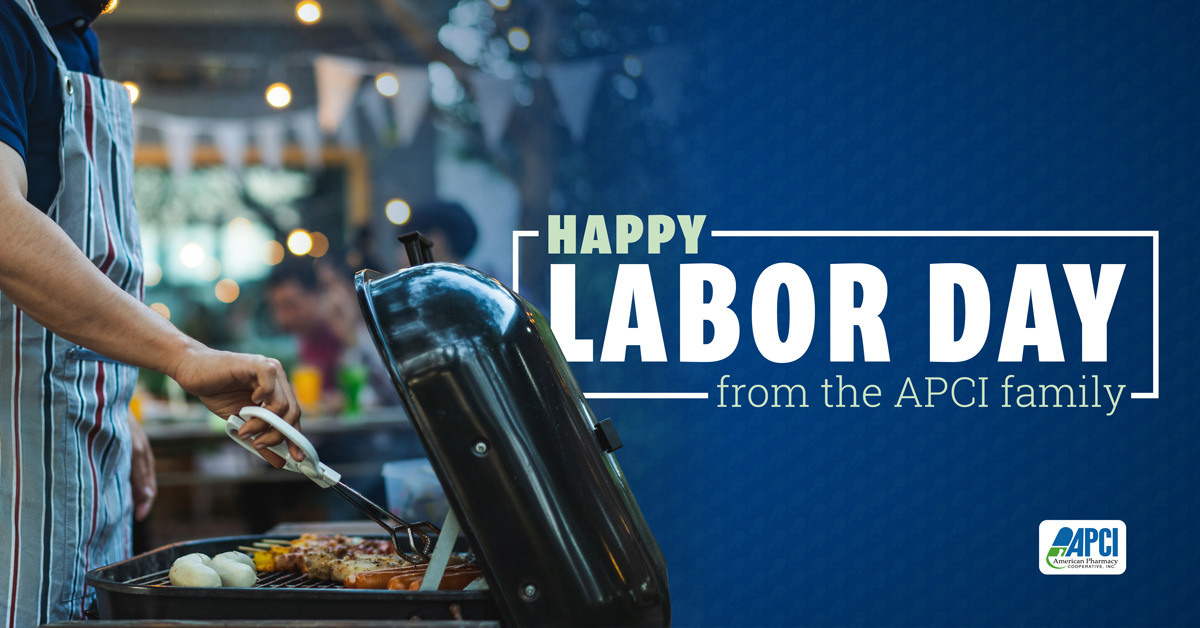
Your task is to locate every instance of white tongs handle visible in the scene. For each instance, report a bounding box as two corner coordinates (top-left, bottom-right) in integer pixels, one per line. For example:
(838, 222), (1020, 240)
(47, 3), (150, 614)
(225, 406), (341, 488)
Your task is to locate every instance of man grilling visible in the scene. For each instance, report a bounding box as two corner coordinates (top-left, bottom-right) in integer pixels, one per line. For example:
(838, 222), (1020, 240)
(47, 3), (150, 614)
(0, 0), (305, 624)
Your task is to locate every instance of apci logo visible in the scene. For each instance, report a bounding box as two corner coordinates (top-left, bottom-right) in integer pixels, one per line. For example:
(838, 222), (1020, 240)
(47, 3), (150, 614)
(1039, 520), (1126, 575)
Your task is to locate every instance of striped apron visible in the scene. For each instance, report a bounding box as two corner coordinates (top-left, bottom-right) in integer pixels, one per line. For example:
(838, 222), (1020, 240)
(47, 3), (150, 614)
(1, 1), (144, 625)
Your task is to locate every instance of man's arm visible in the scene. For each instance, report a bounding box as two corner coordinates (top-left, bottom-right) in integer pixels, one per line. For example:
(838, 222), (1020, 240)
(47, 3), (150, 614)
(0, 142), (303, 466)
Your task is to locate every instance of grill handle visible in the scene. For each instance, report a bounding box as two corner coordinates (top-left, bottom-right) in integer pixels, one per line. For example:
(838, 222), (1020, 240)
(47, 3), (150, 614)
(398, 232), (435, 266)
(225, 408), (340, 487)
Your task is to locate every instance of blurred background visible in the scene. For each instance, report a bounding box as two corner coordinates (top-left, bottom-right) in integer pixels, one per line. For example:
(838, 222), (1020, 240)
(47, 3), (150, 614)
(85, 0), (1200, 624)
(95, 0), (701, 551)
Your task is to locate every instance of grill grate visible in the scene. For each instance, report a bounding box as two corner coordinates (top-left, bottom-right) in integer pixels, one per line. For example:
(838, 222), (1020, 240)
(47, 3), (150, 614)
(88, 536), (500, 622)
(126, 569), (345, 589)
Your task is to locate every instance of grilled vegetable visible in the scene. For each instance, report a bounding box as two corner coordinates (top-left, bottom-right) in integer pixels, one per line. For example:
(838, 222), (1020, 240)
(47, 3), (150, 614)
(210, 557), (257, 588)
(169, 557), (220, 587)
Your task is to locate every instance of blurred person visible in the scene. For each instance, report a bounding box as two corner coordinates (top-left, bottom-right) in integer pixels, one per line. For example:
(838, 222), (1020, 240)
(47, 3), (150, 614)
(401, 200), (478, 266)
(265, 260), (344, 400)
(312, 251), (360, 347)
(314, 252), (401, 408)
(0, 0), (304, 624)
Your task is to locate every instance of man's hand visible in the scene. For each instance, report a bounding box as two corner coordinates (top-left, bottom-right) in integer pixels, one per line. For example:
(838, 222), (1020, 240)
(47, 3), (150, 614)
(169, 347), (304, 468)
(127, 414), (156, 521)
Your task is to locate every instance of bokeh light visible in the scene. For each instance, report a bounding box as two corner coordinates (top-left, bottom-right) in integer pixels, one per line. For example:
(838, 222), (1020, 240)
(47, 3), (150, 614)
(385, 199), (411, 225)
(613, 74), (637, 100)
(149, 303), (170, 320)
(266, 83), (292, 108)
(623, 55), (643, 77)
(429, 62), (464, 106)
(295, 0), (321, 24)
(309, 232), (330, 258)
(215, 279), (240, 303)
(180, 243), (205, 268)
(489, 0), (510, 9)
(144, 262), (162, 287)
(375, 73), (399, 97)
(507, 28), (530, 52)
(263, 241), (285, 265)
(287, 229), (313, 255)
(123, 81), (139, 104)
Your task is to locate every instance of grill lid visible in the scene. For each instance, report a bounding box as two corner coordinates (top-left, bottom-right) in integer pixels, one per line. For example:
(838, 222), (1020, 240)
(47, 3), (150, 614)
(355, 238), (669, 627)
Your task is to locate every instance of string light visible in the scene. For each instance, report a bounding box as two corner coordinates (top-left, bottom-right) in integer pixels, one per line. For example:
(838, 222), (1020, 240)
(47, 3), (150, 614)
(122, 81), (139, 104)
(144, 262), (162, 287)
(385, 199), (411, 225)
(623, 55), (642, 77)
(266, 83), (292, 108)
(309, 232), (330, 258)
(180, 243), (205, 268)
(263, 241), (285, 265)
(149, 303), (171, 320)
(287, 229), (313, 255)
(507, 28), (531, 52)
(295, 1), (321, 24)
(215, 279), (240, 303)
(375, 73), (400, 97)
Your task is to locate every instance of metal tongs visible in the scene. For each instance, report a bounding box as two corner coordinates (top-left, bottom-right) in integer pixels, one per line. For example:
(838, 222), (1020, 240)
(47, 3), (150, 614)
(225, 406), (441, 563)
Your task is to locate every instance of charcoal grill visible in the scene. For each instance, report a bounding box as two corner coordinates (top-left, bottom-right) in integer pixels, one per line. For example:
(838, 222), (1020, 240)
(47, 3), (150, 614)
(87, 233), (670, 626)
(86, 535), (499, 622)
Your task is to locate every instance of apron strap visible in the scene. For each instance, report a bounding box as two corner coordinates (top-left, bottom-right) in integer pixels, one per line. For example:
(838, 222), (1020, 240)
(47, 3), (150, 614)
(11, 0), (73, 100)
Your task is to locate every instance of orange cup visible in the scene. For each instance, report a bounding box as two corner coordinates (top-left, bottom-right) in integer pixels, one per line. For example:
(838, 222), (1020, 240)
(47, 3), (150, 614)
(292, 364), (322, 411)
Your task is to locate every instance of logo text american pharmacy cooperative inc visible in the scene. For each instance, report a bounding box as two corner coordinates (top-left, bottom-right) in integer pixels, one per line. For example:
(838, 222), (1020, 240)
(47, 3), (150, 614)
(1039, 520), (1126, 575)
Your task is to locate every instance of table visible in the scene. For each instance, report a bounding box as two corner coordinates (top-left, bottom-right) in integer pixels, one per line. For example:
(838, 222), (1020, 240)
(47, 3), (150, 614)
(145, 409), (418, 487)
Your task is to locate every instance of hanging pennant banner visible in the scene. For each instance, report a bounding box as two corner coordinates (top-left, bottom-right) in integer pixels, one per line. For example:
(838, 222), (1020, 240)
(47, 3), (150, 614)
(545, 59), (606, 144)
(212, 121), (249, 174)
(160, 116), (199, 180)
(130, 49), (686, 174)
(360, 84), (391, 138)
(139, 108), (322, 171)
(314, 55), (368, 133)
(392, 65), (432, 146)
(337, 110), (361, 149)
(467, 71), (514, 149)
(638, 46), (691, 126)
(255, 118), (286, 170)
(291, 113), (324, 170)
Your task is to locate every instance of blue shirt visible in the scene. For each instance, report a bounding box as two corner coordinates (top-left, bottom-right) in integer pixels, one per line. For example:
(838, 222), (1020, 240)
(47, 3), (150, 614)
(0, 0), (103, 212)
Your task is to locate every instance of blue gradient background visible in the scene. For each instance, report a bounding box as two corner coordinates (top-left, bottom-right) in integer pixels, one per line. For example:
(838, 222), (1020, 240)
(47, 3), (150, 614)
(537, 1), (1197, 626)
